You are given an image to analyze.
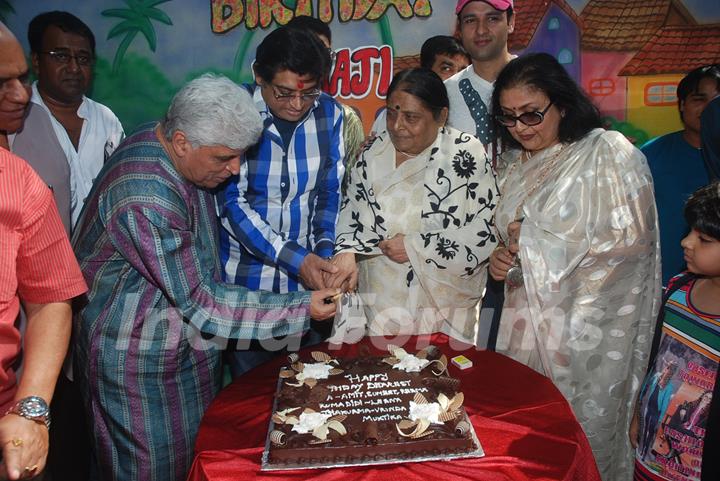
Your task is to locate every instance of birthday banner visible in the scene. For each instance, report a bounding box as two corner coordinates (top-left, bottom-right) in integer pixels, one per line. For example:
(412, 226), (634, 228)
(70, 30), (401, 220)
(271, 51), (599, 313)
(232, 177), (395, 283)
(3, 0), (719, 142)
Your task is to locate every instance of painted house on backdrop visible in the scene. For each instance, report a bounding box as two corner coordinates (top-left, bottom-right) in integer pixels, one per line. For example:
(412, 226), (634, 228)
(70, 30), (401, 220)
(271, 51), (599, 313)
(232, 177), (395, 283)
(391, 54), (420, 73)
(580, 0), (696, 122)
(619, 24), (720, 138)
(509, 0), (582, 81)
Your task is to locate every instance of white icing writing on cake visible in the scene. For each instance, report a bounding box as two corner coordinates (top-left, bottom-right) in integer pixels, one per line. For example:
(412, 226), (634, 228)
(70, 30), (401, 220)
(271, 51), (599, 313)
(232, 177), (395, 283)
(362, 414), (404, 422)
(365, 387), (429, 397)
(366, 397), (402, 405)
(322, 406), (406, 415)
(366, 380), (413, 389)
(318, 384), (430, 419)
(327, 383), (363, 394)
(312, 364), (437, 425)
(344, 373), (389, 383)
(336, 391), (364, 400)
(326, 386), (429, 402)
(319, 397), (402, 410)
(291, 412), (331, 434)
(320, 405), (408, 422)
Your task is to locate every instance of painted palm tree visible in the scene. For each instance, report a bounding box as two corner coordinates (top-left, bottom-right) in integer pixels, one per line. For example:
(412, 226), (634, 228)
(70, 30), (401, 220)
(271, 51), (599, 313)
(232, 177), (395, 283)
(102, 0), (173, 73)
(377, 16), (394, 47)
(0, 0), (15, 24)
(233, 30), (256, 82)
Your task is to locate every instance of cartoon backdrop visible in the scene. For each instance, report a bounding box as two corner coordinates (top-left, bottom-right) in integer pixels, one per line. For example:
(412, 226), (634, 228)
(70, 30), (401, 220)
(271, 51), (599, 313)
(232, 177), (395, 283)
(3, 0), (719, 144)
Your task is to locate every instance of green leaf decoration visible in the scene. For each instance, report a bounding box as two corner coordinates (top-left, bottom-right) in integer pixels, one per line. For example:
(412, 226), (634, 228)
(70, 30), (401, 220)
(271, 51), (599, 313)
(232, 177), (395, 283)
(102, 0), (173, 73)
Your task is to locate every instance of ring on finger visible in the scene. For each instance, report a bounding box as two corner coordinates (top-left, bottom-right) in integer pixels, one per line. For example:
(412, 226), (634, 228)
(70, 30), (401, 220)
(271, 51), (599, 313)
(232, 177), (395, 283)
(11, 437), (23, 447)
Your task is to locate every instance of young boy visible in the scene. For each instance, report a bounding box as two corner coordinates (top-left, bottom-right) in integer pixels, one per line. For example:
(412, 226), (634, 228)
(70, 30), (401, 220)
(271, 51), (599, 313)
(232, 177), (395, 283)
(630, 182), (720, 481)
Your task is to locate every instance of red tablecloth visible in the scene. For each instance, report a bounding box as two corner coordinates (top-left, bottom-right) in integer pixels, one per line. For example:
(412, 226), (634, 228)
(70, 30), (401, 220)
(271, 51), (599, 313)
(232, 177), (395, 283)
(188, 334), (601, 481)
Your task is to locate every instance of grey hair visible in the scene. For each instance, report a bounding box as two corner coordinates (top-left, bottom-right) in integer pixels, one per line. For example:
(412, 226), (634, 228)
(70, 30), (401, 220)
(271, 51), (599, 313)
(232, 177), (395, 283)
(163, 73), (262, 150)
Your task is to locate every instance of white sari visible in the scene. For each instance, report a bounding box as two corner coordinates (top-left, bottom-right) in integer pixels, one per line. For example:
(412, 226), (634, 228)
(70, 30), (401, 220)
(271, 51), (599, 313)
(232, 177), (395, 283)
(336, 126), (498, 341)
(495, 128), (662, 480)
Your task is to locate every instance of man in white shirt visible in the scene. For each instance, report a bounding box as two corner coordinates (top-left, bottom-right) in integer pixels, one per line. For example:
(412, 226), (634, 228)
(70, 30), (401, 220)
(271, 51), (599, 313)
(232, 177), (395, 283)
(445, 0), (515, 350)
(445, 0), (515, 157)
(10, 11), (124, 233)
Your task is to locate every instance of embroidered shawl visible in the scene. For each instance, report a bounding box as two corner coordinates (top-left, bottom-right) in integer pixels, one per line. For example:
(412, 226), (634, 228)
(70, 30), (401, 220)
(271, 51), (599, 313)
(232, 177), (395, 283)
(335, 126), (498, 340)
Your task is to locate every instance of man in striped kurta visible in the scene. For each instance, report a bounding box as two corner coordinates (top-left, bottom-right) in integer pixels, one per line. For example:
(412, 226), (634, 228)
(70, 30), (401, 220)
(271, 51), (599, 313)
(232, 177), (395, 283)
(218, 27), (345, 375)
(72, 75), (338, 481)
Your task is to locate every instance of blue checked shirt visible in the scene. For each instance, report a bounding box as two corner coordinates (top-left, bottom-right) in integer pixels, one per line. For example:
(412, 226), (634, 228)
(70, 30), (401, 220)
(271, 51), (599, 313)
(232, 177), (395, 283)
(218, 84), (345, 293)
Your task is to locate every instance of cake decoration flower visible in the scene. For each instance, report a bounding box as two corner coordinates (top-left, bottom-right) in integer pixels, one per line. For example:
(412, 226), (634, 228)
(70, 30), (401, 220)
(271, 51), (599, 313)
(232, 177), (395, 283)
(394, 353), (430, 372)
(396, 392), (465, 439)
(279, 351), (344, 388)
(291, 411), (331, 434)
(272, 407), (347, 443)
(409, 400), (441, 423)
(271, 406), (302, 426)
(383, 345), (448, 375)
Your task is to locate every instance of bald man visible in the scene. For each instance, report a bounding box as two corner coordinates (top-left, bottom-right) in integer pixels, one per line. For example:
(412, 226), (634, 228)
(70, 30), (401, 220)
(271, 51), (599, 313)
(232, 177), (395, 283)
(0, 24), (30, 147)
(0, 22), (87, 480)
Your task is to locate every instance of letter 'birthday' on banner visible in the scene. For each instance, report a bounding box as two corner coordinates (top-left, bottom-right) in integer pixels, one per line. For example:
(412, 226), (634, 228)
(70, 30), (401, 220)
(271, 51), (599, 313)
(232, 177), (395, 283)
(211, 0), (433, 32)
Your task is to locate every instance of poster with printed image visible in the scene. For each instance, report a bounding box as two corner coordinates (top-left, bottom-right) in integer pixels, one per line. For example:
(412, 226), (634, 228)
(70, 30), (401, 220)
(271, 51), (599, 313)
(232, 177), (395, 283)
(636, 328), (716, 481)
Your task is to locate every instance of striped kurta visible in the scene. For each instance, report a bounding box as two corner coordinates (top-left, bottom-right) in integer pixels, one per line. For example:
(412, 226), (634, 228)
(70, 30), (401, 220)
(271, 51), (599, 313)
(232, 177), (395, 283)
(218, 85), (345, 293)
(72, 124), (312, 481)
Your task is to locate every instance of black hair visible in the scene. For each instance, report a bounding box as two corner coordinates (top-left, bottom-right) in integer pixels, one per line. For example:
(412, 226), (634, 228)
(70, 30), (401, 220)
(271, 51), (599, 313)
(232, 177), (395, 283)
(285, 15), (331, 44)
(420, 35), (469, 70)
(253, 27), (329, 84)
(28, 11), (95, 54)
(491, 52), (602, 150)
(677, 64), (720, 119)
(684, 181), (720, 240)
(386, 68), (449, 121)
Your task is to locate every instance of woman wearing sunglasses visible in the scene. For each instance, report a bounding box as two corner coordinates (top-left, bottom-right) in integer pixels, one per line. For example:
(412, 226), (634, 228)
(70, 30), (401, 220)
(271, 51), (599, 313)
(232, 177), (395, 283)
(488, 53), (660, 480)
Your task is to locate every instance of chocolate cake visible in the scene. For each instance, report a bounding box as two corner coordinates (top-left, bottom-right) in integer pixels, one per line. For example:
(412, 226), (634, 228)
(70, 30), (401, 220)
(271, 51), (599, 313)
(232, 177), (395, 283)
(262, 345), (482, 470)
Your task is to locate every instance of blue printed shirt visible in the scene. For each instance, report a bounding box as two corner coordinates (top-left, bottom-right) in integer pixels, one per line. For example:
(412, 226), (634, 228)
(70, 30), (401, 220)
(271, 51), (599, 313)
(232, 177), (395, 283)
(218, 84), (345, 293)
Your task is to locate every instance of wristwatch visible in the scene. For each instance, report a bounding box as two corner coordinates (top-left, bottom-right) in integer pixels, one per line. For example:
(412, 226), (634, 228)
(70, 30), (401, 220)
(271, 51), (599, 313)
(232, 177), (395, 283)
(6, 396), (51, 428)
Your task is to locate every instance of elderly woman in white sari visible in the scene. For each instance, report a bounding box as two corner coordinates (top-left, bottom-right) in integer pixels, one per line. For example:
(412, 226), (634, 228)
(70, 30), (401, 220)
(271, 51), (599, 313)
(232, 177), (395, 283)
(327, 69), (498, 342)
(488, 53), (661, 480)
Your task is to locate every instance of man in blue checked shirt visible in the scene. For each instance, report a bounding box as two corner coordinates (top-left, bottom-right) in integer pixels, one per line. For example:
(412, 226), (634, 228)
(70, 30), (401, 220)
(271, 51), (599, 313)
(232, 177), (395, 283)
(218, 26), (345, 376)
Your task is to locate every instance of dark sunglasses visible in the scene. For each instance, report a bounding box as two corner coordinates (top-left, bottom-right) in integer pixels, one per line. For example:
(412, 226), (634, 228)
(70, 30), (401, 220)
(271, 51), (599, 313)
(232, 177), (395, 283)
(495, 102), (554, 127)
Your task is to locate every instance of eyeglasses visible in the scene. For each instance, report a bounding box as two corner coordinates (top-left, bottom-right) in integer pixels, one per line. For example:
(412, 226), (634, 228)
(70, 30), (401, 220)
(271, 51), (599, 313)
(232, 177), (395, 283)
(495, 102), (554, 127)
(269, 83), (321, 103)
(41, 50), (94, 66)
